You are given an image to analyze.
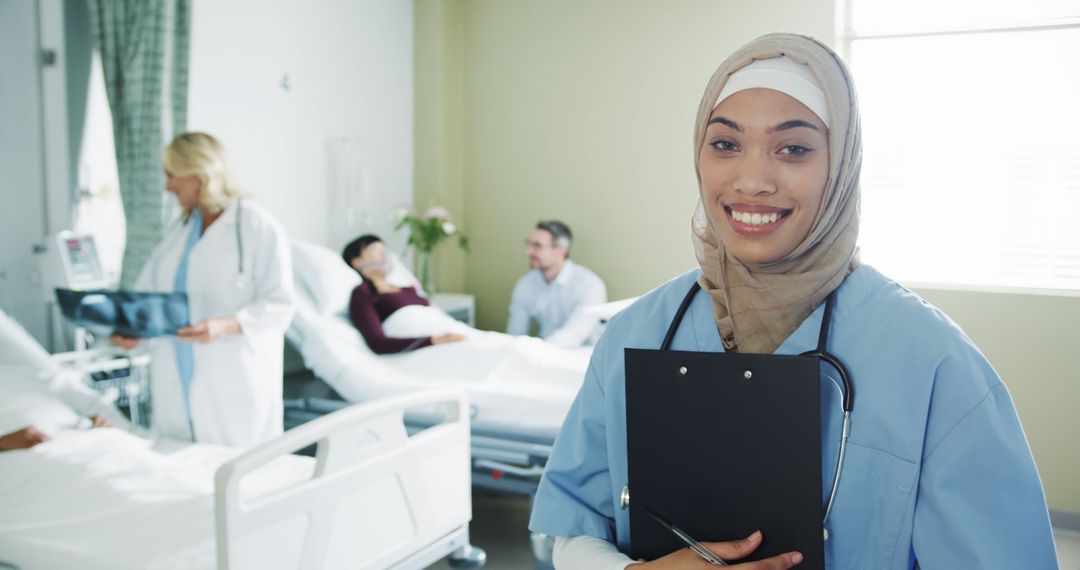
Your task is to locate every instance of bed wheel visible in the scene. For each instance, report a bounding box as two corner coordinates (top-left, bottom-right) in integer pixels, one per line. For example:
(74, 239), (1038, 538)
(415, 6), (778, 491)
(448, 544), (487, 568)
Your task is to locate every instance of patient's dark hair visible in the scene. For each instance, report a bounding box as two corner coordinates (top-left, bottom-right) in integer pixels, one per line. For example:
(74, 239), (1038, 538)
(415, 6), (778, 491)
(341, 234), (383, 268)
(536, 220), (572, 257)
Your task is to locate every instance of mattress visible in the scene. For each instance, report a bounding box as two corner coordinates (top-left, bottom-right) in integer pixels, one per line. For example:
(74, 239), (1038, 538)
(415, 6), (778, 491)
(293, 306), (591, 434)
(0, 428), (313, 570)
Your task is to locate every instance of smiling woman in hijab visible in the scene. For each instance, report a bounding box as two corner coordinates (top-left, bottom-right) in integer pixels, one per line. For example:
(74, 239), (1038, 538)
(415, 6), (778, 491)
(528, 33), (1057, 569)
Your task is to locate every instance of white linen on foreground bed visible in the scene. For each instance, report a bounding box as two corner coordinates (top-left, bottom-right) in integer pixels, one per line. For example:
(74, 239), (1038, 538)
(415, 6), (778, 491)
(0, 428), (312, 570)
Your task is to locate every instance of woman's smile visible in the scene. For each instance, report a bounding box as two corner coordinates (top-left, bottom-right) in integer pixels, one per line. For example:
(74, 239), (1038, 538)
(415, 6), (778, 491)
(725, 203), (792, 236)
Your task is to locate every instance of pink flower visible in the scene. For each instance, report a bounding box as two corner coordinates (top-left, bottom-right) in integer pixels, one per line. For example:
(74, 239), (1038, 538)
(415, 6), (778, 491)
(423, 206), (451, 220)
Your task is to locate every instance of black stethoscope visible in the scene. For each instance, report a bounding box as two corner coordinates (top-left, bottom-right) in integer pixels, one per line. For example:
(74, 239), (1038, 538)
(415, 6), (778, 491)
(664, 281), (854, 536)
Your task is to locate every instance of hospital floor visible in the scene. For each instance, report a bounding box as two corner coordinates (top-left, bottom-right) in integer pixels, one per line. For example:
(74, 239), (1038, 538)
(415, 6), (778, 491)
(423, 493), (1080, 570)
(1059, 530), (1080, 570)
(427, 492), (537, 570)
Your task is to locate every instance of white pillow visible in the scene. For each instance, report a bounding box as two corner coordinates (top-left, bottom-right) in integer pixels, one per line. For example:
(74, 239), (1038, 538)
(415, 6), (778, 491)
(291, 240), (362, 315)
(290, 240), (425, 315)
(385, 252), (426, 296)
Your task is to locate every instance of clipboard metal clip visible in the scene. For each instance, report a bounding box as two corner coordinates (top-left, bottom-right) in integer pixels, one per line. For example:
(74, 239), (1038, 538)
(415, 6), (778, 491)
(620, 485), (630, 510)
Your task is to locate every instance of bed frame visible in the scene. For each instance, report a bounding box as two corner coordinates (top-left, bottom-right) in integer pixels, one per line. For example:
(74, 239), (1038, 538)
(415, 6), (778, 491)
(284, 392), (555, 500)
(219, 389), (486, 569)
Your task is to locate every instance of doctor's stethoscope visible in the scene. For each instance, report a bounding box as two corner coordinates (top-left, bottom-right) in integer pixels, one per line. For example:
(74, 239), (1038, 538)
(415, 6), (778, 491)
(233, 201), (246, 287)
(661, 281), (854, 539)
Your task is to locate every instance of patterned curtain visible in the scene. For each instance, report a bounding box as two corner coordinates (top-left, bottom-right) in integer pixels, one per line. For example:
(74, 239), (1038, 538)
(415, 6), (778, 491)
(88, 0), (190, 288)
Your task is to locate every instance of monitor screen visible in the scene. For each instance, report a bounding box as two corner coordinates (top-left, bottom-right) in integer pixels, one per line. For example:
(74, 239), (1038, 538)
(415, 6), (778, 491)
(62, 236), (104, 286)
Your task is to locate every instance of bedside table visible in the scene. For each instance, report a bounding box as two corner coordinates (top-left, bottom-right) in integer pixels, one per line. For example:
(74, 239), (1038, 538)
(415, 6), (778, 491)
(430, 293), (476, 327)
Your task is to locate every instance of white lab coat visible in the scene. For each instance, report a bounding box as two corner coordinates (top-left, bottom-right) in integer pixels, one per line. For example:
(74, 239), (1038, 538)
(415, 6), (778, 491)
(135, 201), (294, 447)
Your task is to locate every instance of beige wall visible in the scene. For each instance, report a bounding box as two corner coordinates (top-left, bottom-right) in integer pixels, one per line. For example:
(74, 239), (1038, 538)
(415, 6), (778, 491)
(415, 0), (467, 292)
(416, 0), (838, 310)
(415, 0), (1079, 511)
(913, 287), (1080, 511)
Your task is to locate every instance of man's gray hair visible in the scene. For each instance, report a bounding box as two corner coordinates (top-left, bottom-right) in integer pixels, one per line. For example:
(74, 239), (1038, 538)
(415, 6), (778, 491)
(537, 220), (573, 254)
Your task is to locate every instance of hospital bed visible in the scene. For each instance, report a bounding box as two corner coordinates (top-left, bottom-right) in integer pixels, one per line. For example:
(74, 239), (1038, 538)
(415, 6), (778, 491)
(286, 241), (593, 498)
(0, 387), (485, 569)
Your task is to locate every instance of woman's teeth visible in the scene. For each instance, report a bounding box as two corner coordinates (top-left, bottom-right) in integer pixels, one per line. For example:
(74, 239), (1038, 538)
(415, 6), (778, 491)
(731, 210), (781, 225)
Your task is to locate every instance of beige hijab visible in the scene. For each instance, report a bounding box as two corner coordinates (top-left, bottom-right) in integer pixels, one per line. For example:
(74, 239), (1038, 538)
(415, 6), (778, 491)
(691, 33), (862, 354)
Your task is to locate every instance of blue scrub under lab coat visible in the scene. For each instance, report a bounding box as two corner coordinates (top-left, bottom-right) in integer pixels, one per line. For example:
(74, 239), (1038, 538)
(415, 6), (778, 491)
(529, 266), (1058, 569)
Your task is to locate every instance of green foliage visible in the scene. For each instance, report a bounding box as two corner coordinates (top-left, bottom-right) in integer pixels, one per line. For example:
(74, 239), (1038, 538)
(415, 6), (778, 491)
(392, 206), (470, 254)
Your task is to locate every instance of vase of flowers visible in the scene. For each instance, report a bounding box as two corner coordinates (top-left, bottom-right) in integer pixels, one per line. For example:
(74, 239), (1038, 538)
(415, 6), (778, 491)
(392, 206), (469, 293)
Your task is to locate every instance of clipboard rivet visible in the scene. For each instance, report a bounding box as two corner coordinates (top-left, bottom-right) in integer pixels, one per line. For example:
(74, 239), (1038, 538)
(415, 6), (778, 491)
(678, 366), (687, 375)
(744, 370), (753, 379)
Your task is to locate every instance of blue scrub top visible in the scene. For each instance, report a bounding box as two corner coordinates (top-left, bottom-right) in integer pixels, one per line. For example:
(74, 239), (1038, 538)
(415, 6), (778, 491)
(529, 266), (1057, 569)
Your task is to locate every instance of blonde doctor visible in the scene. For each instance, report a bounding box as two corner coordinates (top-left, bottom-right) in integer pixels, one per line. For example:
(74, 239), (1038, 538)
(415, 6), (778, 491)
(112, 132), (295, 447)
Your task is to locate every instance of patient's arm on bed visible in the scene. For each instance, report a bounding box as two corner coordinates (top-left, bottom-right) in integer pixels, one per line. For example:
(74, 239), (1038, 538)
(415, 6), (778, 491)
(348, 289), (433, 354)
(0, 426), (49, 451)
(49, 369), (132, 430)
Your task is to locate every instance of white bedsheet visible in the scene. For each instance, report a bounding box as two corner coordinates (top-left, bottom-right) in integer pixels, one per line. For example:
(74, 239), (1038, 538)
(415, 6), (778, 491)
(0, 428), (313, 570)
(293, 304), (591, 432)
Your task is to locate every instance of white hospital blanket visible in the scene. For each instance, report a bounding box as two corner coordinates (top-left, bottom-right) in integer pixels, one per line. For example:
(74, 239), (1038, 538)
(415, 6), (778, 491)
(0, 428), (312, 570)
(297, 305), (591, 432)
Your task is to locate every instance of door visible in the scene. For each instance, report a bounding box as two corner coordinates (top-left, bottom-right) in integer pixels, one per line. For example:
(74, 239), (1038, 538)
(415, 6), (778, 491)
(0, 0), (52, 348)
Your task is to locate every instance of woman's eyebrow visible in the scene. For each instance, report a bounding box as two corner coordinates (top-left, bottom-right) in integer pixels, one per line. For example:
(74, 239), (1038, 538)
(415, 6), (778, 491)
(768, 119), (820, 133)
(707, 116), (742, 132)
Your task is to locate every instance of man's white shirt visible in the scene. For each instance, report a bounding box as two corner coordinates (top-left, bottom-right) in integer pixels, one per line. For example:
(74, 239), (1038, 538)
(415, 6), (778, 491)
(506, 260), (606, 348)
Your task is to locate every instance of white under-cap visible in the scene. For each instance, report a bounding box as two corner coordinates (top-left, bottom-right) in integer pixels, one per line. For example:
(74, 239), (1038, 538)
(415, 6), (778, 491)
(713, 55), (830, 128)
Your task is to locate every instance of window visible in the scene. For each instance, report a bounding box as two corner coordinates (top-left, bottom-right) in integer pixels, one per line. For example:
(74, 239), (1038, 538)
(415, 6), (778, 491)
(74, 51), (125, 287)
(842, 1), (1080, 292)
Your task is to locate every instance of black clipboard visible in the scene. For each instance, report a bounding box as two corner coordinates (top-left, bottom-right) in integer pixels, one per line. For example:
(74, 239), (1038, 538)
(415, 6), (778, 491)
(625, 348), (824, 568)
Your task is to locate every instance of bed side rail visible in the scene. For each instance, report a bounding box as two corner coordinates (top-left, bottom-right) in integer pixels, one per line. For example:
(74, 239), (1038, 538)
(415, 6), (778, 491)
(215, 389), (471, 570)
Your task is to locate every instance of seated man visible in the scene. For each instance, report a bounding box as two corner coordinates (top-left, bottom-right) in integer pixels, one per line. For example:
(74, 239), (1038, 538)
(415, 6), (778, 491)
(506, 221), (606, 348)
(0, 308), (124, 451)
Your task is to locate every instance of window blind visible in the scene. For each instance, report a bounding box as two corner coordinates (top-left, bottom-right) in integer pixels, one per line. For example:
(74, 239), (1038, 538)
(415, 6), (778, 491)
(844, 2), (1080, 291)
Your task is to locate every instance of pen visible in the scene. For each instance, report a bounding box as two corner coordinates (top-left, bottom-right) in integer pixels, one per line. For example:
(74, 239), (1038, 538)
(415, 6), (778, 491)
(643, 506), (729, 566)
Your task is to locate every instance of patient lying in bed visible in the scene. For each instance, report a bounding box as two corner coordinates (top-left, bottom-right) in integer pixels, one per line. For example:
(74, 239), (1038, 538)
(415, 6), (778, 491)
(0, 389), (313, 570)
(342, 234), (466, 353)
(288, 238), (593, 429)
(0, 308), (127, 452)
(0, 309), (314, 569)
(340, 233), (589, 384)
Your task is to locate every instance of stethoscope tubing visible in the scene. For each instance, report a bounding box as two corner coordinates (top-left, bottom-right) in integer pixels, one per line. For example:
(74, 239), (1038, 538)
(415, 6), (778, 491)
(235, 201), (244, 275)
(823, 411), (850, 526)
